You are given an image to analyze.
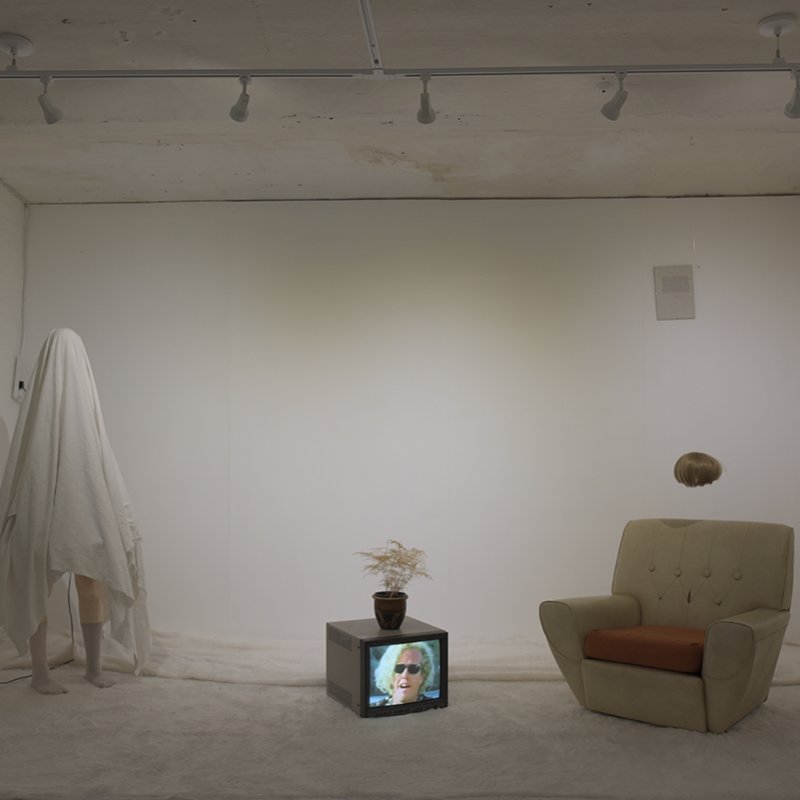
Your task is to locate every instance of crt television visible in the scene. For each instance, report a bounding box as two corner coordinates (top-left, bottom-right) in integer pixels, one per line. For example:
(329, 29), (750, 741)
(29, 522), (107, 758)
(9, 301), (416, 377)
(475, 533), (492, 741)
(326, 617), (448, 717)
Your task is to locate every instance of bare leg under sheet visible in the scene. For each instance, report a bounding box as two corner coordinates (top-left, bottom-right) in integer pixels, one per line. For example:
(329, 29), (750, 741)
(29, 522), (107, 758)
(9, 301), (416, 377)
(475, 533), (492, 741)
(28, 574), (115, 693)
(75, 574), (115, 688)
(29, 619), (68, 695)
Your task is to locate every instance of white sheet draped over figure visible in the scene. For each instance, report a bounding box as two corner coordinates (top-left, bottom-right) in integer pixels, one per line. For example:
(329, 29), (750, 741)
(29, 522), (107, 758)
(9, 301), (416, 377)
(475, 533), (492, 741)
(0, 328), (150, 691)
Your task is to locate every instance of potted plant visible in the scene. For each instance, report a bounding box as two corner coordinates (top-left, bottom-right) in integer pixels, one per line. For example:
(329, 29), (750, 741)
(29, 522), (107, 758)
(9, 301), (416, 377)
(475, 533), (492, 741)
(356, 539), (431, 629)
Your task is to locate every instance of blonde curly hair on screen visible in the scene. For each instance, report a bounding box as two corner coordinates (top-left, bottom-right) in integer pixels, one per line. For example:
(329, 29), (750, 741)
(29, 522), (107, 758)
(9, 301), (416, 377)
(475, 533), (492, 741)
(374, 641), (436, 697)
(673, 451), (722, 487)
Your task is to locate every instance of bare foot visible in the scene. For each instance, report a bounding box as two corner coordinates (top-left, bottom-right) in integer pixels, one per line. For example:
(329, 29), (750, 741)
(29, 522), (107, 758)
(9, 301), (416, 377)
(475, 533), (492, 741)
(31, 677), (68, 695)
(85, 672), (115, 688)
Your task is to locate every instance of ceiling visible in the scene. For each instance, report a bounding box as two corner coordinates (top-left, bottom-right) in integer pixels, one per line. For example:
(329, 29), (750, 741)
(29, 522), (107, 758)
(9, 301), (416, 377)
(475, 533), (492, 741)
(1, 0), (800, 204)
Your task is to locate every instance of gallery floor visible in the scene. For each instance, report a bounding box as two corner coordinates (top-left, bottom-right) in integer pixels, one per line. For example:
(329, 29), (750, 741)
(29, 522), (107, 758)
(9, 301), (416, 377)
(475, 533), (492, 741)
(1, 634), (799, 800)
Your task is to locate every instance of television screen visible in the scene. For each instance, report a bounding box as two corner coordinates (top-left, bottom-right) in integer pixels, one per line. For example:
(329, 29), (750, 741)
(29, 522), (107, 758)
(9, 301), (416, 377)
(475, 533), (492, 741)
(367, 637), (445, 712)
(326, 617), (448, 717)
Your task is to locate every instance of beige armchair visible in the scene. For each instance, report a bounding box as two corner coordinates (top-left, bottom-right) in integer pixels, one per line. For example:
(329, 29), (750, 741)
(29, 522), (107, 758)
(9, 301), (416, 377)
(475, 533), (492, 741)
(539, 519), (794, 732)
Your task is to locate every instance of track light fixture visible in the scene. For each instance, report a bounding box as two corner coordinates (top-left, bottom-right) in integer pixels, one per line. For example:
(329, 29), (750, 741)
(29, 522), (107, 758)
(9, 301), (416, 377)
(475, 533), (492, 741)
(785, 69), (800, 118)
(601, 72), (628, 121)
(37, 75), (63, 124)
(229, 75), (251, 123)
(416, 74), (436, 124)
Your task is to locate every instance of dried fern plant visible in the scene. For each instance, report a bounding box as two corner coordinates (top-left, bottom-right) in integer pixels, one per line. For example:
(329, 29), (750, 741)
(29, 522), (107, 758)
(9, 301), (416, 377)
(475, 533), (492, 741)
(356, 539), (431, 596)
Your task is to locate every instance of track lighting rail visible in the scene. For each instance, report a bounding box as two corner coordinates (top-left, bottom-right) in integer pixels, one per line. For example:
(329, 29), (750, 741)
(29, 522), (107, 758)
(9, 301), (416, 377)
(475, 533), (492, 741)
(0, 61), (798, 81)
(1, 9), (798, 124)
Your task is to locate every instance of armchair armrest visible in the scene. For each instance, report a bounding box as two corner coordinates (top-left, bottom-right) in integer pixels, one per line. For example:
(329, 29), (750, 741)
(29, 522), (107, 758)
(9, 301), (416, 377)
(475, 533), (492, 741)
(703, 608), (790, 732)
(539, 594), (640, 705)
(704, 608), (790, 680)
(540, 595), (641, 660)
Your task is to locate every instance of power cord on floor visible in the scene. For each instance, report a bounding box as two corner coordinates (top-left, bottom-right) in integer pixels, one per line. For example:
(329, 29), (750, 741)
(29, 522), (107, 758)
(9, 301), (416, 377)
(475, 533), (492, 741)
(0, 574), (76, 685)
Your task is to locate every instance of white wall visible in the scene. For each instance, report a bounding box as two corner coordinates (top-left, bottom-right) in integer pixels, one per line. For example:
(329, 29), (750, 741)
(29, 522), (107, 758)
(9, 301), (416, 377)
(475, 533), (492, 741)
(20, 197), (800, 642)
(0, 185), (24, 476)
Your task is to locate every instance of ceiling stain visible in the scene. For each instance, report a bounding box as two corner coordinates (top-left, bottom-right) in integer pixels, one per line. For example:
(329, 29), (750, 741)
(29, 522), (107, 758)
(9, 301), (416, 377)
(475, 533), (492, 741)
(159, 6), (184, 20)
(358, 147), (454, 182)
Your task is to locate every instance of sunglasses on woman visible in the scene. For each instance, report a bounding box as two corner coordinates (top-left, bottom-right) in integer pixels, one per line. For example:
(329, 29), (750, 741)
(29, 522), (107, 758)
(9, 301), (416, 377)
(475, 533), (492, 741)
(394, 663), (422, 674)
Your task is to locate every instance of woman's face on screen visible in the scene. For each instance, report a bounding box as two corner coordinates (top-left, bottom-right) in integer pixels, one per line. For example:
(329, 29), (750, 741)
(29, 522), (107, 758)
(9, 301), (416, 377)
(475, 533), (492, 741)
(391, 648), (424, 704)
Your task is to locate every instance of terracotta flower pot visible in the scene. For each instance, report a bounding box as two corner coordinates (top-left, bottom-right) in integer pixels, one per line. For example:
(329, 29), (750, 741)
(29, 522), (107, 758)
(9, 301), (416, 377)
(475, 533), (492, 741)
(372, 591), (408, 629)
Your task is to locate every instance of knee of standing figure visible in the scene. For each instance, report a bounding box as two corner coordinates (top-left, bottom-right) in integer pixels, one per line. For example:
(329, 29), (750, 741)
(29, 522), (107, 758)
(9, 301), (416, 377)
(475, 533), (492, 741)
(74, 575), (107, 624)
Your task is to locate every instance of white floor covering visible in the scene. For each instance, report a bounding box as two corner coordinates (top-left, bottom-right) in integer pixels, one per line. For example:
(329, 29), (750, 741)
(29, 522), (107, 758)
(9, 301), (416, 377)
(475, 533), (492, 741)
(2, 637), (800, 800)
(5, 631), (800, 686)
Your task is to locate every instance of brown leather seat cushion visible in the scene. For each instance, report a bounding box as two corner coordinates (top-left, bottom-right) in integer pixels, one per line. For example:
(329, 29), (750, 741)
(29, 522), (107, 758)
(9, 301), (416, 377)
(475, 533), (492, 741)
(584, 625), (705, 674)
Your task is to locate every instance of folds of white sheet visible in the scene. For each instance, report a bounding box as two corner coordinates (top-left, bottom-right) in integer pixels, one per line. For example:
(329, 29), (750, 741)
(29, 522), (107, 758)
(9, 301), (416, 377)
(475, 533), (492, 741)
(0, 328), (150, 672)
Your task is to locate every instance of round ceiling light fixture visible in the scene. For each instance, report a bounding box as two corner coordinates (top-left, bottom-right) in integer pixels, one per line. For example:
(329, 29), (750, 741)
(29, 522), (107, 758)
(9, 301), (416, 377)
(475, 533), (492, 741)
(757, 13), (796, 38)
(0, 32), (34, 62)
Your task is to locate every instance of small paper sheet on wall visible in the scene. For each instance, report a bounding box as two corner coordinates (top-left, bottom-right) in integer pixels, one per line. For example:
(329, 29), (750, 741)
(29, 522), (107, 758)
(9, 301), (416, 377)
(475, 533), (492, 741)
(653, 264), (695, 320)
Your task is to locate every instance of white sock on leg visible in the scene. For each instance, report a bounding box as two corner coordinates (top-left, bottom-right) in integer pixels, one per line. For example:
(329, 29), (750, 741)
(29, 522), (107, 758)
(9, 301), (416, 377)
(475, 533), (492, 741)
(81, 622), (115, 688)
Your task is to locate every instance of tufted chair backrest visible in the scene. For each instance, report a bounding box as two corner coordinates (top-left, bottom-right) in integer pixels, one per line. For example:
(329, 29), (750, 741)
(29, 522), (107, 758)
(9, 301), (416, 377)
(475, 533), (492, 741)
(612, 519), (794, 629)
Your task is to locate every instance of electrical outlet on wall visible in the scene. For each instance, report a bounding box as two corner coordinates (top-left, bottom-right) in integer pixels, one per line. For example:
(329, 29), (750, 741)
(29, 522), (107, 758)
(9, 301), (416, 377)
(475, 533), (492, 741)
(12, 356), (26, 403)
